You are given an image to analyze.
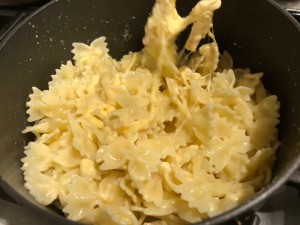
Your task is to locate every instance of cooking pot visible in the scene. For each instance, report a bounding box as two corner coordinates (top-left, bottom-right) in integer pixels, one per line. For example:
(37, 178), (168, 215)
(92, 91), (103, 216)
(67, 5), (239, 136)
(0, 0), (300, 224)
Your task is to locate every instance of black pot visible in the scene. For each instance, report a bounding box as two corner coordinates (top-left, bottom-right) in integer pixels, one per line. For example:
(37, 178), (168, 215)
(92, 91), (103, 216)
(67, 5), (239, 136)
(0, 0), (300, 224)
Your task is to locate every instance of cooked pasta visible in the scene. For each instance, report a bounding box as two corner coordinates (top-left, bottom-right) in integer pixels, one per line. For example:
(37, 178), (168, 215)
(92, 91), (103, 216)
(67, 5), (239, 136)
(21, 0), (280, 224)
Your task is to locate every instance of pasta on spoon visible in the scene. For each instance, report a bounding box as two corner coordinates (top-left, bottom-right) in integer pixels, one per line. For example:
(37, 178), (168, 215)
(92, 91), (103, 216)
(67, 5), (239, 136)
(21, 0), (280, 224)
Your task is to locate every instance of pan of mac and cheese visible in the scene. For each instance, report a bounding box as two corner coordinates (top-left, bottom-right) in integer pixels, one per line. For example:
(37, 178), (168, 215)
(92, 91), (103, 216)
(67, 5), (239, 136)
(0, 0), (300, 225)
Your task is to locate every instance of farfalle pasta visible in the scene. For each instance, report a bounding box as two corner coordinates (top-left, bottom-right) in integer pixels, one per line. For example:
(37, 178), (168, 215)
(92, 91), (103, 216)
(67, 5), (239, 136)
(21, 0), (280, 224)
